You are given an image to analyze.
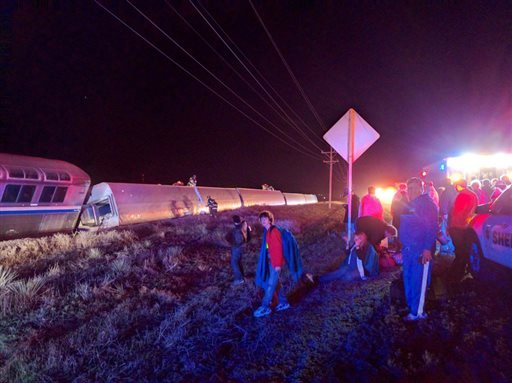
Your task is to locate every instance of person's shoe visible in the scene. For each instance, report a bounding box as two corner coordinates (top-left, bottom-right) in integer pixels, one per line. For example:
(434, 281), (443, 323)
(275, 302), (291, 312)
(305, 273), (315, 284)
(232, 279), (245, 286)
(403, 312), (427, 322)
(253, 306), (272, 318)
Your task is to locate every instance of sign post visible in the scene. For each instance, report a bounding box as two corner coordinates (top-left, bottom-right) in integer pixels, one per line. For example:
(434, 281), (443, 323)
(323, 108), (380, 247)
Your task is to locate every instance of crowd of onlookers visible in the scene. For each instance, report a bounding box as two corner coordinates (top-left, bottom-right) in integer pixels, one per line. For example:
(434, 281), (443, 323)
(223, 173), (511, 321)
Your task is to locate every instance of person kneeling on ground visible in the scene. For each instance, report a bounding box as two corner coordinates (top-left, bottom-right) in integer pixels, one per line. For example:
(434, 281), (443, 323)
(316, 231), (379, 283)
(253, 210), (303, 318)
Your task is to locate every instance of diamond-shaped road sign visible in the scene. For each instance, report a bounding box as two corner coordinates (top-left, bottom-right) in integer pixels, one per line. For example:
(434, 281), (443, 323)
(323, 108), (380, 163)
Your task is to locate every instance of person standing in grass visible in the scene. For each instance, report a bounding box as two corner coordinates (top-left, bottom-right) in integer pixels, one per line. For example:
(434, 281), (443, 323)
(399, 177), (438, 321)
(253, 210), (292, 318)
(229, 215), (251, 285)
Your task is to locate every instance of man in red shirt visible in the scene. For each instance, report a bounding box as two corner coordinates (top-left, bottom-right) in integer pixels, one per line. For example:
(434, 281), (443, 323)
(448, 179), (478, 282)
(253, 211), (290, 318)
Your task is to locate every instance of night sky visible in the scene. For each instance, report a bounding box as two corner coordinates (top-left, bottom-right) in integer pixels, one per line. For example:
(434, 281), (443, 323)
(1, 1), (511, 196)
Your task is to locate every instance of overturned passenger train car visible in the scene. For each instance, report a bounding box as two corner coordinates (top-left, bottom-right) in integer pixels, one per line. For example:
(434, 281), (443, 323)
(79, 183), (317, 230)
(0, 153), (318, 240)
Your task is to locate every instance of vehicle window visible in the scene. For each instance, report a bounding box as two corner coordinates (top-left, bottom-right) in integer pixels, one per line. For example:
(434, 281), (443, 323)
(25, 168), (39, 179)
(1, 184), (21, 203)
(39, 186), (56, 203)
(59, 172), (71, 181)
(17, 185), (36, 203)
(8, 168), (24, 178)
(491, 187), (512, 215)
(52, 187), (68, 203)
(45, 171), (59, 181)
(98, 203), (112, 216)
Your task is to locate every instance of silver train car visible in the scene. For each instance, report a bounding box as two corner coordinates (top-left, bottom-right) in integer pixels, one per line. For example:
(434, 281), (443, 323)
(79, 183), (318, 230)
(0, 153), (91, 240)
(0, 153), (318, 239)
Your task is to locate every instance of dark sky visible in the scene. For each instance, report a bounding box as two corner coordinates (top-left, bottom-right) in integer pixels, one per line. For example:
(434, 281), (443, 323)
(2, 1), (511, 196)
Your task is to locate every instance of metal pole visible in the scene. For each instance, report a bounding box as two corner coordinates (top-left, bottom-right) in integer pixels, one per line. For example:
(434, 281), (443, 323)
(322, 148), (338, 209)
(346, 109), (355, 248)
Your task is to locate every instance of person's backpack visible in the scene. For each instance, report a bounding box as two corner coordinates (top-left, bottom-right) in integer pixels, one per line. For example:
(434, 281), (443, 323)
(270, 226), (303, 282)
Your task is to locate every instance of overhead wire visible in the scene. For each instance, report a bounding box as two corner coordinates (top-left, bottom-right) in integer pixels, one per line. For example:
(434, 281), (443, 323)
(94, 0), (322, 160)
(248, 0), (328, 134)
(194, 0), (327, 148)
(189, 0), (325, 152)
(126, 0), (322, 158)
(163, 0), (323, 152)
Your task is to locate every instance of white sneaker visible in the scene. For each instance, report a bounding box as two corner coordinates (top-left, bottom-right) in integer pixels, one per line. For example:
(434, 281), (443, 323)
(275, 302), (291, 312)
(403, 312), (428, 322)
(253, 306), (272, 318)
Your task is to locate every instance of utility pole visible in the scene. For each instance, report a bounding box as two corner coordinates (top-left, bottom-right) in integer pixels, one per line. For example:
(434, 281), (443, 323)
(322, 147), (338, 209)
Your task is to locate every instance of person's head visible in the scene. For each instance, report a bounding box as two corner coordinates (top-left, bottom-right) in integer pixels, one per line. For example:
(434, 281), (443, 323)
(500, 175), (511, 185)
(258, 210), (274, 229)
(384, 224), (397, 238)
(398, 183), (407, 191)
(368, 186), (376, 195)
(482, 179), (491, 187)
(354, 231), (368, 249)
(406, 177), (424, 200)
(470, 179), (481, 190)
(454, 179), (468, 192)
(232, 215), (241, 225)
(496, 180), (506, 190)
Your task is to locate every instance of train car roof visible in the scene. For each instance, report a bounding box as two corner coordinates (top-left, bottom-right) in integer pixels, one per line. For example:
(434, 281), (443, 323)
(0, 153), (90, 183)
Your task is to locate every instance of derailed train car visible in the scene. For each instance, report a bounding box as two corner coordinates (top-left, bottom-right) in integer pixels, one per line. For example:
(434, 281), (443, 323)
(0, 153), (91, 240)
(79, 183), (317, 230)
(0, 153), (318, 239)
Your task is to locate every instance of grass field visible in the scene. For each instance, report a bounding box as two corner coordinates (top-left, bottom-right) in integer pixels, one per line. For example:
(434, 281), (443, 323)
(0, 203), (511, 382)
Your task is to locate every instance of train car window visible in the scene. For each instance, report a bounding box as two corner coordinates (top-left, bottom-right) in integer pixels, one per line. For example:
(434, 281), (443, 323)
(45, 171), (59, 181)
(98, 203), (112, 216)
(8, 168), (24, 178)
(1, 184), (21, 202)
(39, 186), (56, 203)
(59, 172), (71, 181)
(17, 185), (36, 203)
(52, 187), (68, 203)
(25, 168), (39, 179)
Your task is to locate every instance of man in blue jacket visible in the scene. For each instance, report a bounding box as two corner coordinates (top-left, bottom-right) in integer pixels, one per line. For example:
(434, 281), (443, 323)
(399, 177), (439, 321)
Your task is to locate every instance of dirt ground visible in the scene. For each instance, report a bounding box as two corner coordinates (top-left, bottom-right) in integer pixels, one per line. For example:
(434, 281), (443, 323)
(0, 203), (511, 382)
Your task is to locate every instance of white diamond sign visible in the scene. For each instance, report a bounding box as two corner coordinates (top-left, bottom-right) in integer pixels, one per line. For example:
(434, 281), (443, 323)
(323, 108), (380, 163)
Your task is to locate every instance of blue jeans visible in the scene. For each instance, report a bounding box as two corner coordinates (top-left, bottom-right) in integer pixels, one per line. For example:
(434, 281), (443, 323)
(262, 266), (288, 308)
(231, 247), (244, 281)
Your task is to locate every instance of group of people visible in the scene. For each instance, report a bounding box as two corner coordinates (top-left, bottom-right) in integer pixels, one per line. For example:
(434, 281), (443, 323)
(224, 173), (509, 321)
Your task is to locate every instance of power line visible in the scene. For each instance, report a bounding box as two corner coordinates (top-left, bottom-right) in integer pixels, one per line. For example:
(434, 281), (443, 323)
(163, 0), (323, 152)
(94, 0), (322, 160)
(126, 0), (320, 158)
(189, 0), (324, 152)
(248, 0), (327, 132)
(195, 0), (327, 148)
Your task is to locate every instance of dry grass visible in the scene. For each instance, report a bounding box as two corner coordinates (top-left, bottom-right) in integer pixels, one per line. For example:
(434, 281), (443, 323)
(0, 203), (511, 382)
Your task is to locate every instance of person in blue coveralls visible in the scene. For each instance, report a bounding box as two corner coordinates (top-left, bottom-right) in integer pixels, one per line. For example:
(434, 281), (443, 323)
(399, 177), (439, 321)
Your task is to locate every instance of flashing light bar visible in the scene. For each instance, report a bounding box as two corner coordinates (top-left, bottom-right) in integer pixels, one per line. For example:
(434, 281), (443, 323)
(446, 153), (512, 172)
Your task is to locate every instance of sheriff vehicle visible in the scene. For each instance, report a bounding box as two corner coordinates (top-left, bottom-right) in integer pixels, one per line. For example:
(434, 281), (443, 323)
(468, 185), (512, 277)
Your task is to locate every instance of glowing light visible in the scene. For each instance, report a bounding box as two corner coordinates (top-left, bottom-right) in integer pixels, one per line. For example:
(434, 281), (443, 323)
(375, 186), (397, 205)
(449, 173), (463, 182)
(446, 153), (512, 172)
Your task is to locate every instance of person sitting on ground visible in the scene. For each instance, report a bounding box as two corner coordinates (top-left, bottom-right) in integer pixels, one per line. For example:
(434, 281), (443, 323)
(317, 231), (379, 283)
(355, 216), (397, 249)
